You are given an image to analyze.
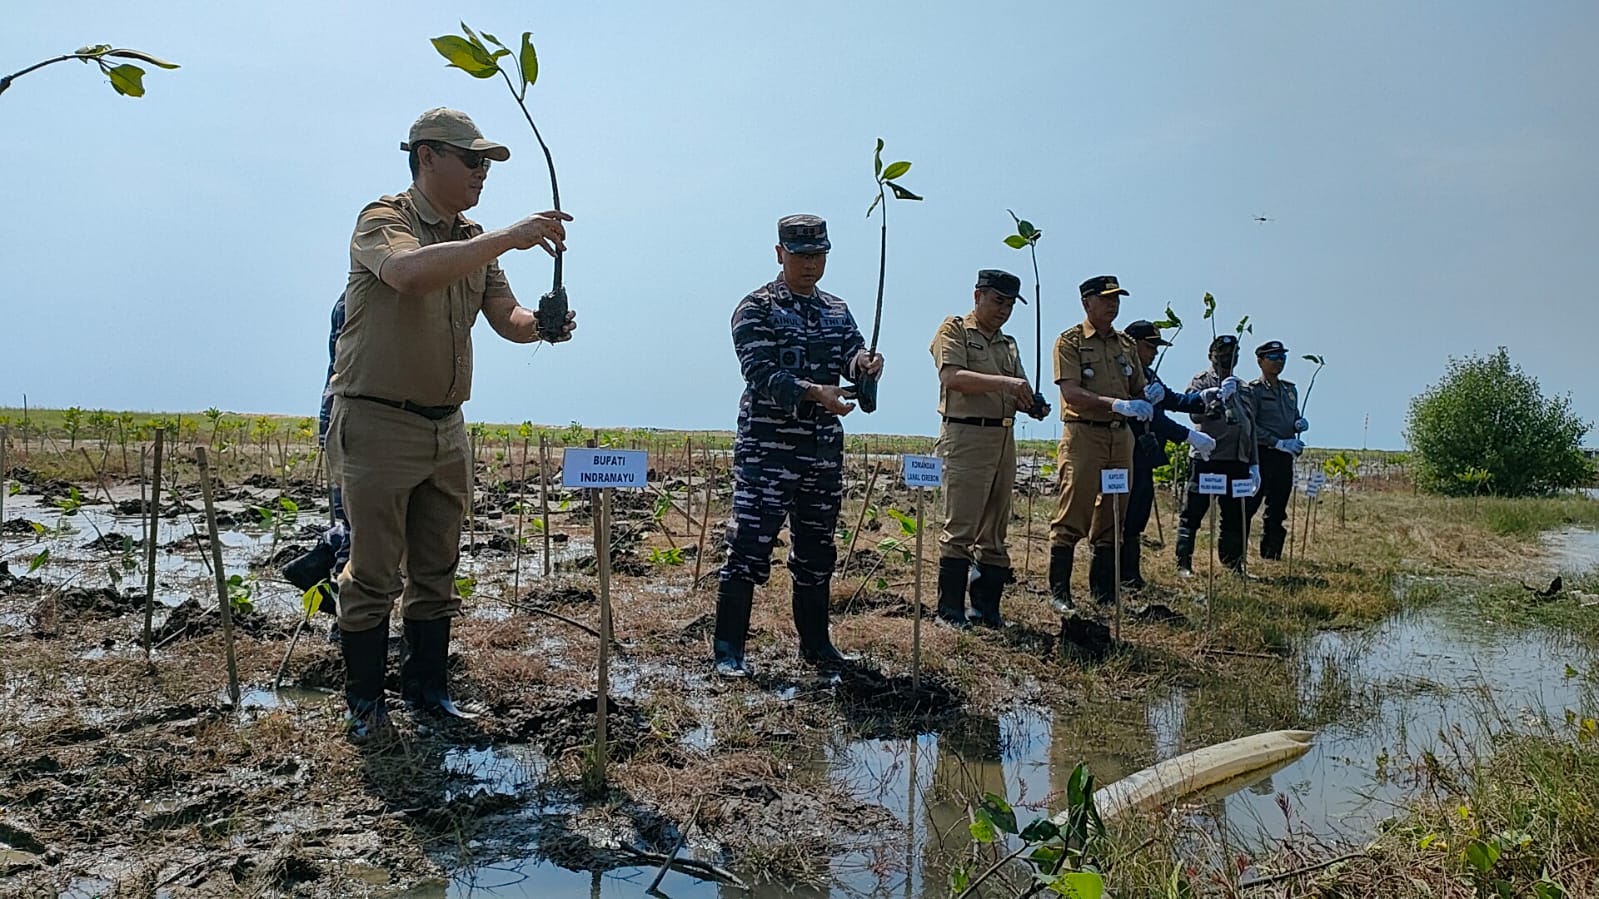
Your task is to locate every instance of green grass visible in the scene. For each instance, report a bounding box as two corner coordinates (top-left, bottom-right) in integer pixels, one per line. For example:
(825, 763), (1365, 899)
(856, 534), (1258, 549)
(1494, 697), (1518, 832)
(1475, 495), (1599, 539)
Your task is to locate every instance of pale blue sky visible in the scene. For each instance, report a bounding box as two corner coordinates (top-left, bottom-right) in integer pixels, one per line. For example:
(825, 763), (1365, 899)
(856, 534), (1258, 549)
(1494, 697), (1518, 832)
(3, 2), (1595, 450)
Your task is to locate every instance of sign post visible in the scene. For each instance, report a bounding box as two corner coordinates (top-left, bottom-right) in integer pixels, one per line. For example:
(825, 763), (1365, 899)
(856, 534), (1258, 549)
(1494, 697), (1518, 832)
(1232, 476), (1256, 580)
(1304, 472), (1325, 559)
(1198, 473), (1228, 620)
(902, 454), (943, 693)
(1101, 468), (1130, 641)
(563, 446), (649, 789)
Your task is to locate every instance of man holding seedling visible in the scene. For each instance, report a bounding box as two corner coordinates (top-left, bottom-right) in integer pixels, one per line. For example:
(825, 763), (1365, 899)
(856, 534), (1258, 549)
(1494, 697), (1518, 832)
(1123, 321), (1217, 591)
(1245, 340), (1308, 559)
(713, 214), (884, 678)
(1047, 276), (1153, 614)
(1175, 335), (1259, 576)
(326, 107), (573, 739)
(929, 269), (1051, 628)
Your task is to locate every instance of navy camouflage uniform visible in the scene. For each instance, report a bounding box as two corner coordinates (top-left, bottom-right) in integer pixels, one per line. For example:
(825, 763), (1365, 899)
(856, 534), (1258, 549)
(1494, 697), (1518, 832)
(714, 214), (867, 677)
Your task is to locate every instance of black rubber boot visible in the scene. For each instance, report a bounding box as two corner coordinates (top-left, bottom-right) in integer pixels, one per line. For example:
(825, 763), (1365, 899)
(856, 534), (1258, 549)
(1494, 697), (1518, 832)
(1047, 545), (1076, 614)
(1260, 529), (1285, 561)
(1175, 527), (1197, 578)
(400, 617), (475, 719)
(712, 579), (755, 678)
(340, 619), (391, 742)
(969, 564), (1010, 628)
(793, 582), (858, 670)
(1120, 537), (1145, 591)
(1088, 546), (1117, 607)
(936, 557), (971, 628)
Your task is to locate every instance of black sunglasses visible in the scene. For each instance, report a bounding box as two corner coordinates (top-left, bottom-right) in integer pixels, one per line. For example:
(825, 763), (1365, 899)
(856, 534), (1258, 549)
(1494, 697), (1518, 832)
(433, 144), (491, 171)
(1261, 352), (1287, 362)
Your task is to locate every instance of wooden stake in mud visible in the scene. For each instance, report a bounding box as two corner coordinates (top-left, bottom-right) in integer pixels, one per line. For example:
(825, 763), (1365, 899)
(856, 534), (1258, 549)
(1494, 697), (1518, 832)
(539, 435), (553, 577)
(561, 445), (649, 791)
(902, 454), (943, 692)
(194, 447), (240, 706)
(1196, 473), (1229, 624)
(693, 443), (713, 587)
(1102, 468), (1130, 642)
(843, 460), (884, 572)
(1233, 477), (1254, 583)
(1285, 474), (1299, 582)
(1023, 454), (1037, 581)
(513, 430), (531, 601)
(0, 426), (7, 535)
(142, 429), (165, 658)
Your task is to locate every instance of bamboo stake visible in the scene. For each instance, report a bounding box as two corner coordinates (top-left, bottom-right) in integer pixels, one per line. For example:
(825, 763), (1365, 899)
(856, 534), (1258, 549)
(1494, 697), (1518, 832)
(513, 431), (530, 601)
(843, 460), (884, 571)
(1023, 455), (1036, 580)
(195, 447), (240, 705)
(540, 435), (552, 577)
(0, 426), (7, 534)
(142, 429), (164, 658)
(693, 443), (713, 587)
(912, 486), (924, 692)
(593, 486), (613, 790)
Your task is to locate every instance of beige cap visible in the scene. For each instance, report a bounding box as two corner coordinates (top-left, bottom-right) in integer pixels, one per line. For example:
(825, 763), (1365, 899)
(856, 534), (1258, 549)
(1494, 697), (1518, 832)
(399, 107), (510, 161)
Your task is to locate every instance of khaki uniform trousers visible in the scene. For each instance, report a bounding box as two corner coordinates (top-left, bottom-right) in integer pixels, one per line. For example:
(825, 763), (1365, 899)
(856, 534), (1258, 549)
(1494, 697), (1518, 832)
(326, 396), (471, 630)
(936, 422), (1016, 567)
(1049, 421), (1134, 549)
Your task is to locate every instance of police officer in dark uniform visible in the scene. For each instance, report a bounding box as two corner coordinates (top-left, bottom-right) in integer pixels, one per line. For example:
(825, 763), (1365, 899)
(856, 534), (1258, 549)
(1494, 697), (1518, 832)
(1245, 340), (1309, 559)
(712, 214), (884, 678)
(1175, 335), (1258, 576)
(1122, 320), (1216, 590)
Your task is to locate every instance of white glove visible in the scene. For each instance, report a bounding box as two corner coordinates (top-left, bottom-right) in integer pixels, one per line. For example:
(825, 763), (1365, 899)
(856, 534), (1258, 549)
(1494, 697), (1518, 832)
(1111, 399), (1154, 421)
(1274, 438), (1305, 455)
(1219, 377), (1242, 401)
(1185, 429), (1216, 461)
(1198, 387), (1220, 404)
(1249, 463), (1261, 493)
(1143, 381), (1166, 405)
(1294, 417), (1309, 433)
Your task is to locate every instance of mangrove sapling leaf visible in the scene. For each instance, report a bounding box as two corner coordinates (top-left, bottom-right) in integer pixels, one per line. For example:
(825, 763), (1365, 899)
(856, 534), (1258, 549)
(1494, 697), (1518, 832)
(968, 809), (998, 843)
(858, 137), (923, 413)
(1003, 209), (1049, 414)
(1202, 292), (1217, 338)
(27, 549), (49, 575)
(1042, 870), (1105, 899)
(0, 44), (179, 99)
(1299, 353), (1326, 413)
(886, 508), (918, 535)
(1151, 304), (1183, 372)
(1235, 315), (1251, 336)
(980, 792), (1019, 834)
(301, 582), (326, 618)
(432, 22), (569, 341)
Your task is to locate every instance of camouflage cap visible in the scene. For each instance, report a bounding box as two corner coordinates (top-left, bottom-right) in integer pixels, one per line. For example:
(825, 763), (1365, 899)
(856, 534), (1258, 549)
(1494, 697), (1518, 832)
(400, 107), (510, 162)
(975, 269), (1026, 303)
(777, 214), (830, 254)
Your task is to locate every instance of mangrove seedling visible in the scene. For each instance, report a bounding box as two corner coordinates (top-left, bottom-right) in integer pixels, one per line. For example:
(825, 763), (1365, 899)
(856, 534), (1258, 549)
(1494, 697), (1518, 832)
(0, 44), (179, 99)
(1150, 304), (1183, 373)
(432, 22), (570, 343)
(1300, 353), (1326, 413)
(1002, 210), (1050, 417)
(858, 138), (923, 413)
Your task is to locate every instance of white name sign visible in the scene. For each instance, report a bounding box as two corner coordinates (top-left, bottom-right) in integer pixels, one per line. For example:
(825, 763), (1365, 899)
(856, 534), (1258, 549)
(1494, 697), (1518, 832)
(562, 449), (649, 488)
(1198, 473), (1229, 496)
(1306, 483), (1321, 499)
(1232, 478), (1256, 498)
(1310, 471), (1327, 488)
(903, 454), (943, 488)
(1101, 468), (1129, 494)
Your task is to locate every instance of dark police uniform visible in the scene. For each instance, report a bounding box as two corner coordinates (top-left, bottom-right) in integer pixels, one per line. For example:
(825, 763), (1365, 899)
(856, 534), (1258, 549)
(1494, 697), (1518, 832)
(1246, 340), (1305, 559)
(1122, 320), (1209, 590)
(1176, 335), (1258, 573)
(714, 215), (867, 677)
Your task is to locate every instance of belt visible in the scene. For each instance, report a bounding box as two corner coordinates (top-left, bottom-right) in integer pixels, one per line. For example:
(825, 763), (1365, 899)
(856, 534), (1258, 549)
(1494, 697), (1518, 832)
(1064, 419), (1125, 429)
(348, 395), (460, 421)
(943, 415), (1013, 428)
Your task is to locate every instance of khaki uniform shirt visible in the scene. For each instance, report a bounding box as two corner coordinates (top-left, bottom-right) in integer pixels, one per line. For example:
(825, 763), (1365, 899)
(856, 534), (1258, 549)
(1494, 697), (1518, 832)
(930, 314), (1027, 419)
(1052, 320), (1147, 423)
(331, 186), (511, 407)
(1249, 378), (1301, 444)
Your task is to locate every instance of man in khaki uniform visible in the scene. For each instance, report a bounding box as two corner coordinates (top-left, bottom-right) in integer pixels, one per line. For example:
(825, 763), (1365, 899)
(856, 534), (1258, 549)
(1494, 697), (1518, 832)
(930, 270), (1051, 628)
(1047, 276), (1153, 614)
(327, 107), (573, 739)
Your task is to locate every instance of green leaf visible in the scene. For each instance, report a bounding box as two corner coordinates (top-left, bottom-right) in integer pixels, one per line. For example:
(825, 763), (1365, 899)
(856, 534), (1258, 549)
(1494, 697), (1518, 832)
(480, 31), (506, 48)
(1303, 354), (1324, 365)
(459, 22), (489, 52)
(1202, 292), (1216, 319)
(520, 32), (539, 90)
(1534, 879), (1567, 899)
(1235, 315), (1250, 335)
(302, 583), (326, 618)
(1464, 838), (1500, 874)
(105, 49), (179, 69)
(27, 549), (50, 574)
(882, 160), (911, 180)
(980, 793), (1019, 834)
(1029, 843), (1064, 869)
(106, 64), (146, 97)
(1044, 871), (1105, 899)
(431, 35), (499, 78)
(873, 138), (884, 177)
(1164, 304), (1183, 327)
(948, 866), (971, 893)
(1018, 219), (1037, 238)
(886, 181), (922, 201)
(969, 809), (997, 843)
(1004, 234), (1030, 249)
(1020, 819), (1060, 842)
